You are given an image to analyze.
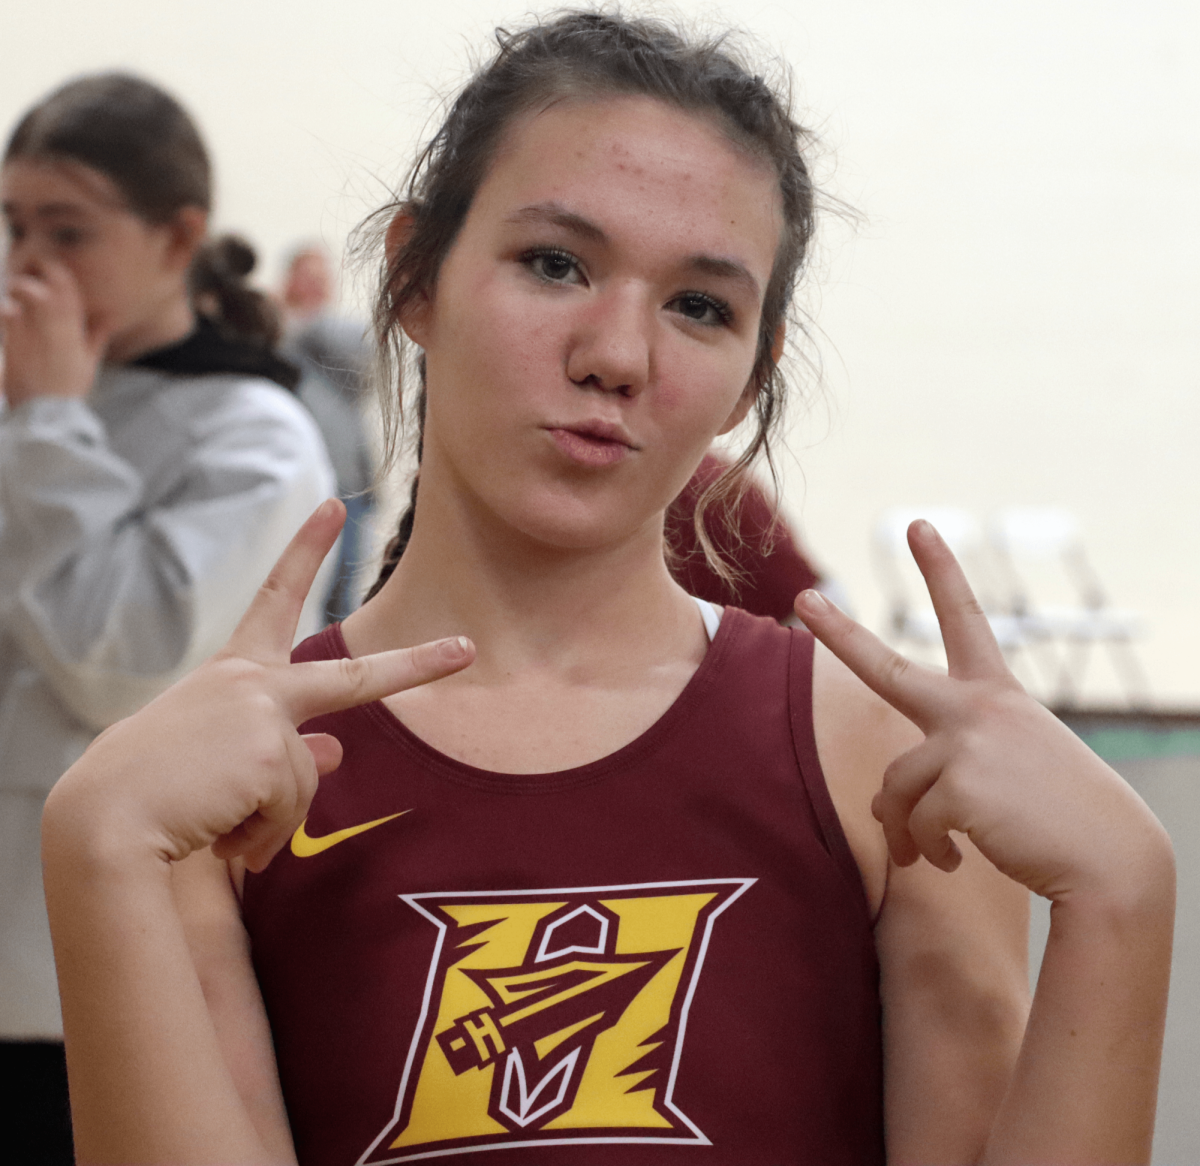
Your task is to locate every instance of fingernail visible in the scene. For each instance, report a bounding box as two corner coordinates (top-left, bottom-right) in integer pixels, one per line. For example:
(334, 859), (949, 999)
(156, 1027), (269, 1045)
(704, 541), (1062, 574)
(437, 635), (472, 661)
(795, 589), (828, 617)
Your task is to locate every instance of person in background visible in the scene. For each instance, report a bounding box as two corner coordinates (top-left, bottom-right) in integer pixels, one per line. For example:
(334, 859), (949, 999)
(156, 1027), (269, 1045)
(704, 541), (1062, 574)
(280, 243), (375, 622)
(0, 72), (335, 1162)
(667, 448), (845, 622)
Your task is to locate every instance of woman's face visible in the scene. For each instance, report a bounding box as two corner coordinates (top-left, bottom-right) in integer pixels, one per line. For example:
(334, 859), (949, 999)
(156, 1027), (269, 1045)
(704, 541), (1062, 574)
(406, 94), (784, 554)
(1, 158), (200, 359)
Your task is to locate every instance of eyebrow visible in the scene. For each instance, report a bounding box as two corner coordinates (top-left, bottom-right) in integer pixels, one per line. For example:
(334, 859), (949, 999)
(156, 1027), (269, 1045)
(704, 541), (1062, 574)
(682, 254), (761, 299)
(506, 201), (762, 299)
(505, 202), (607, 243)
(1, 201), (89, 219)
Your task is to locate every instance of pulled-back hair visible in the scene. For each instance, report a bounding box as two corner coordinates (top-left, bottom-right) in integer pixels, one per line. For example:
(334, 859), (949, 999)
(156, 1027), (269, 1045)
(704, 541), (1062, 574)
(5, 73), (276, 346)
(5, 73), (211, 221)
(190, 234), (283, 347)
(364, 10), (818, 600)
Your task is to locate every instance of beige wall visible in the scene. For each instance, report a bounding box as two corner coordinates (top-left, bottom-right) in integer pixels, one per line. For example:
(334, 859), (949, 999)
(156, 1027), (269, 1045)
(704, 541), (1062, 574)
(3, 0), (1197, 702)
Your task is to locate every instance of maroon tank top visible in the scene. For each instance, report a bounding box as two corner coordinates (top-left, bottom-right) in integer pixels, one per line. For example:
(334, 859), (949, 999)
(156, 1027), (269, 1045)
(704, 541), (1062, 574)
(242, 608), (884, 1165)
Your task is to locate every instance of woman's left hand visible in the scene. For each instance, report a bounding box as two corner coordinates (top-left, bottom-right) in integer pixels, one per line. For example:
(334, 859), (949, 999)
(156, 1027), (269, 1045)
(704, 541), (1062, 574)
(794, 519), (1169, 907)
(0, 256), (108, 406)
(797, 520), (1174, 1163)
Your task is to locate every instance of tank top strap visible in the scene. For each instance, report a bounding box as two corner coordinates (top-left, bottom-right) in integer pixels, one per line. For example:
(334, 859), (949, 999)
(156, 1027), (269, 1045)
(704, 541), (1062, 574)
(787, 628), (872, 905)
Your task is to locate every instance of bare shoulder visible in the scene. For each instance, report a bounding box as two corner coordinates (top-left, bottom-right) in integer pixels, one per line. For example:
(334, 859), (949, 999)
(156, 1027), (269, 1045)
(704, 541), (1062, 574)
(811, 641), (1030, 1159)
(172, 850), (296, 1161)
(811, 638), (919, 915)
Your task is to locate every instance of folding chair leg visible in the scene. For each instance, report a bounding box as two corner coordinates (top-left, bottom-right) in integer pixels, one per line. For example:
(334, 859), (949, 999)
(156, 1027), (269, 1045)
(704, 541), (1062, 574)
(1054, 637), (1093, 709)
(1026, 639), (1065, 703)
(1108, 637), (1152, 710)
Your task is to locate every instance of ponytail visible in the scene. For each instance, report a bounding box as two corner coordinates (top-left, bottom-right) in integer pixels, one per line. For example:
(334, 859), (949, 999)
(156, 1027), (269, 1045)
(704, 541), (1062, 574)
(190, 234), (281, 347)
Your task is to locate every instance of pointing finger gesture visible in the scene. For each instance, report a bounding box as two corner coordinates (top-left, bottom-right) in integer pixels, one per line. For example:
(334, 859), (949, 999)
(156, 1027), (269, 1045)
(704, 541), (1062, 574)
(49, 500), (475, 873)
(795, 520), (1158, 903)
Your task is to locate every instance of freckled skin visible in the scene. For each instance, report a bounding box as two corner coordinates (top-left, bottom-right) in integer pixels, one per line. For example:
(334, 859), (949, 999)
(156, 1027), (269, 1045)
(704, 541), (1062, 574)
(405, 95), (784, 557)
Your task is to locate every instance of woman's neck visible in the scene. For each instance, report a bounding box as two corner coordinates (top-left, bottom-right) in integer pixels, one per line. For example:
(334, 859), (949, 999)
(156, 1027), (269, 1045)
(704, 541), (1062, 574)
(340, 483), (711, 774)
(342, 492), (704, 687)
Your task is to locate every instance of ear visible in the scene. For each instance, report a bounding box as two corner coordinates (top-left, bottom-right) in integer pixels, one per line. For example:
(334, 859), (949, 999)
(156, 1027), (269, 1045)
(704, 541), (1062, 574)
(385, 209), (432, 346)
(385, 209), (414, 266)
(770, 321), (786, 366)
(162, 206), (208, 272)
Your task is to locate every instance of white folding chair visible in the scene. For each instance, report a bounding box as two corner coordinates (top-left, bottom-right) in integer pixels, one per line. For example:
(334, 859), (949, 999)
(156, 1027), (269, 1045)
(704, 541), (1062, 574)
(872, 506), (1024, 658)
(986, 506), (1148, 707)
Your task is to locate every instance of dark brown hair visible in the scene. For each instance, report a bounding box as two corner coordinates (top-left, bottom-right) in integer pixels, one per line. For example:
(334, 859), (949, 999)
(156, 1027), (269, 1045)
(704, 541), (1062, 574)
(5, 72), (276, 345)
(189, 234), (282, 347)
(364, 10), (818, 600)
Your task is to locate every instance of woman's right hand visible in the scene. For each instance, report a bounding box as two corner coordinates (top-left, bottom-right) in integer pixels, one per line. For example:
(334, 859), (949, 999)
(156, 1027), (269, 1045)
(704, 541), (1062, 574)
(0, 255), (107, 406)
(44, 499), (476, 873)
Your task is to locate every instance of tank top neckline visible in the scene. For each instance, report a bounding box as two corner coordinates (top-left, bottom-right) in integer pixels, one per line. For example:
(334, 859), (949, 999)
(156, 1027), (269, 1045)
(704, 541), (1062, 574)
(322, 603), (745, 796)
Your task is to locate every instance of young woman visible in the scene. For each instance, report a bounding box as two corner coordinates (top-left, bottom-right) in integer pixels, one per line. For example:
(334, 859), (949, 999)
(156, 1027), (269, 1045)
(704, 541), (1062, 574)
(40, 15), (1173, 1166)
(0, 72), (334, 1156)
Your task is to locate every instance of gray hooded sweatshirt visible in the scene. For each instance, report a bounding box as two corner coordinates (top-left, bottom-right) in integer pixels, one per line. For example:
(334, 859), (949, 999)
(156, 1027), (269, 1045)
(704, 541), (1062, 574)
(0, 363), (336, 1038)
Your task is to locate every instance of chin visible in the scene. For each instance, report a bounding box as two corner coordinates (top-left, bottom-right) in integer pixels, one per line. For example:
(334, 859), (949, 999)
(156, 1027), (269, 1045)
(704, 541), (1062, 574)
(498, 494), (657, 557)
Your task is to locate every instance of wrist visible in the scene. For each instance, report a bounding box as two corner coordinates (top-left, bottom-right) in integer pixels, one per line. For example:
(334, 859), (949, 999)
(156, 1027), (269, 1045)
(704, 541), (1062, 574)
(1052, 823), (1176, 925)
(42, 764), (176, 886)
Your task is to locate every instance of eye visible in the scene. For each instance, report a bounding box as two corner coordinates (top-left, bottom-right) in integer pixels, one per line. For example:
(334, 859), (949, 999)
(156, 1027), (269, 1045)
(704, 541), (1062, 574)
(4, 221), (24, 244)
(522, 248), (585, 286)
(51, 226), (86, 247)
(669, 292), (733, 328)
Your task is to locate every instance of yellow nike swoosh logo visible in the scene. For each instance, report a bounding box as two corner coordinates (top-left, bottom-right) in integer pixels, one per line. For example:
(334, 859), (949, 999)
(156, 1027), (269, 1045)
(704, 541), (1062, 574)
(290, 810), (411, 858)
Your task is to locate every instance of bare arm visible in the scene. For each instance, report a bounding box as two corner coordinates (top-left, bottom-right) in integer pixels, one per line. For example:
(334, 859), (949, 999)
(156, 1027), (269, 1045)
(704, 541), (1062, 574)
(41, 503), (476, 1164)
(43, 830), (280, 1164)
(816, 645), (1031, 1163)
(877, 839), (1031, 1163)
(173, 850), (296, 1160)
(800, 519), (1173, 1165)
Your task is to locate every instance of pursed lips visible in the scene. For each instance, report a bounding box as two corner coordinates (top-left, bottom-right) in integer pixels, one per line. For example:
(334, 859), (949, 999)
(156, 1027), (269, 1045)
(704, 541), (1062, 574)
(546, 418), (639, 447)
(544, 420), (640, 467)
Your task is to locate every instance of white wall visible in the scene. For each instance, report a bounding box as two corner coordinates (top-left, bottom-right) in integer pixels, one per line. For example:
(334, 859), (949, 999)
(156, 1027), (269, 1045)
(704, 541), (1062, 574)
(4, 0), (1197, 703)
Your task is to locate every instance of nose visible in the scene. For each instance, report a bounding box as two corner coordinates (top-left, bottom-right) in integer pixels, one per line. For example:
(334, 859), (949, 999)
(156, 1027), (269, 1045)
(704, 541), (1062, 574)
(564, 283), (652, 397)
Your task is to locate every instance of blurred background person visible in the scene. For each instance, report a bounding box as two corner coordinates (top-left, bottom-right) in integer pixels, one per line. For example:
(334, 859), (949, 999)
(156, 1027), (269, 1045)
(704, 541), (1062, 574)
(667, 449), (848, 623)
(0, 72), (334, 1161)
(280, 241), (375, 621)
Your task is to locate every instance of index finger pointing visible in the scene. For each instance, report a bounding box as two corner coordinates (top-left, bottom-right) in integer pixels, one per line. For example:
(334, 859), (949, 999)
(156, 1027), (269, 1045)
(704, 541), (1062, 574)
(907, 520), (1008, 680)
(794, 590), (942, 728)
(225, 499), (344, 661)
(282, 635), (476, 723)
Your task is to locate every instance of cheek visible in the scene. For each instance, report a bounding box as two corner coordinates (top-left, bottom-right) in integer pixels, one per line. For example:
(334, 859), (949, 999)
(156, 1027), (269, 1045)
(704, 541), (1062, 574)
(653, 343), (755, 437)
(80, 241), (156, 315)
(55, 252), (111, 318)
(440, 276), (562, 400)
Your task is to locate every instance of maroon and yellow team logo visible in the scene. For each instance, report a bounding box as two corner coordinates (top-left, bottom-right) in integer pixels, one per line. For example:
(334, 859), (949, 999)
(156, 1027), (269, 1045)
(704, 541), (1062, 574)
(359, 879), (754, 1164)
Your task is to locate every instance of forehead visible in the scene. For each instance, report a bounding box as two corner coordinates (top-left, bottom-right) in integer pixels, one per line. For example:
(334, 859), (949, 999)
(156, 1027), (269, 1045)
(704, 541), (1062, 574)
(470, 95), (783, 284)
(1, 157), (126, 216)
